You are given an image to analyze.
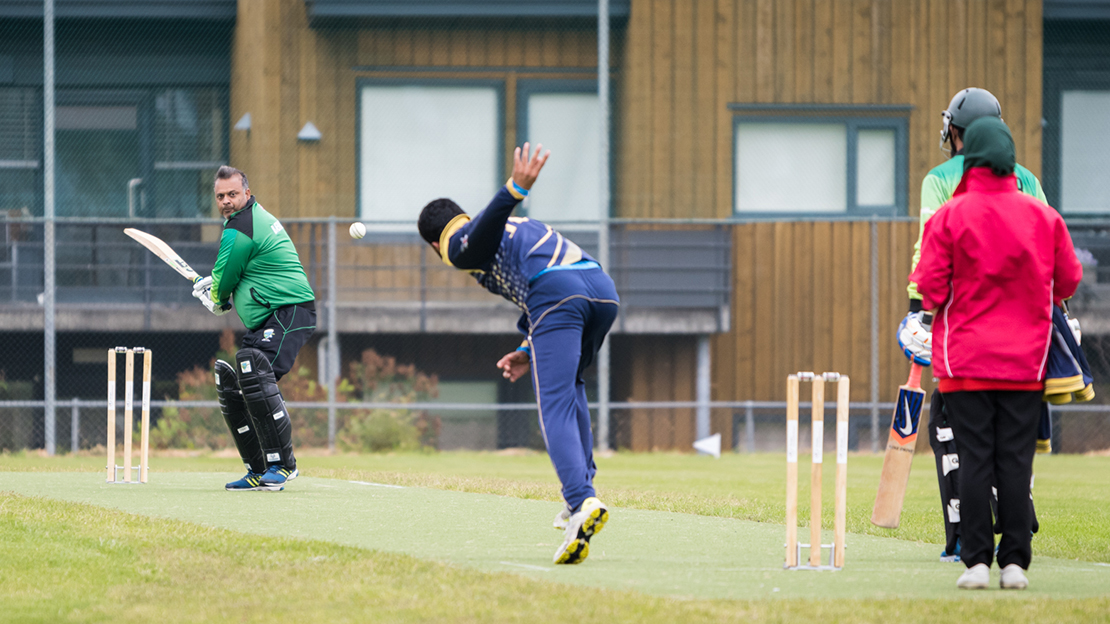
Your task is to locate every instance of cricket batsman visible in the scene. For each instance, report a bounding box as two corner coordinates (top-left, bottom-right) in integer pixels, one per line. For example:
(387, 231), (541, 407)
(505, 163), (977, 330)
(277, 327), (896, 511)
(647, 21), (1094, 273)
(898, 88), (1047, 560)
(192, 166), (317, 492)
(417, 143), (619, 565)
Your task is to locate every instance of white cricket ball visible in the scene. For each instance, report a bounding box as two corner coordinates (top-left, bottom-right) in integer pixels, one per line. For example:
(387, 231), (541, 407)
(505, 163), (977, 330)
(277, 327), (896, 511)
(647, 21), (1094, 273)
(349, 222), (366, 239)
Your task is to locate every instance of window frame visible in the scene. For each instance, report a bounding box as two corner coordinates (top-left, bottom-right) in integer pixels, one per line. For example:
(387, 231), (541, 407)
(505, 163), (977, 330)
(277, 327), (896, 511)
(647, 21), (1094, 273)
(355, 77), (506, 231)
(515, 78), (605, 223)
(730, 114), (908, 219)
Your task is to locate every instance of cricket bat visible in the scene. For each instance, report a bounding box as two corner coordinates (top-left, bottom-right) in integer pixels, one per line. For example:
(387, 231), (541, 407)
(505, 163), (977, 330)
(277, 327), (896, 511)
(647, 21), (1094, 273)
(871, 362), (925, 528)
(124, 228), (200, 282)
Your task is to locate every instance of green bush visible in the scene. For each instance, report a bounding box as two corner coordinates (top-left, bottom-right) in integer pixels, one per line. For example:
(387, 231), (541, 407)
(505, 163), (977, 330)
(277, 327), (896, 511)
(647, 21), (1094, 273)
(152, 329), (439, 452)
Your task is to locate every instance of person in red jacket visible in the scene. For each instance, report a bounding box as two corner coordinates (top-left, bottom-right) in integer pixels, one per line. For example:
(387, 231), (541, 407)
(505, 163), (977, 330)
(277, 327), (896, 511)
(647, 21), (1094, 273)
(911, 117), (1082, 591)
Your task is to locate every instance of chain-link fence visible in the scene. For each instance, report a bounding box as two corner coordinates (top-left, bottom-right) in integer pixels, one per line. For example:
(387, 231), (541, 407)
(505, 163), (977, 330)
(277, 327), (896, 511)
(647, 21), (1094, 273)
(2, 2), (1110, 457)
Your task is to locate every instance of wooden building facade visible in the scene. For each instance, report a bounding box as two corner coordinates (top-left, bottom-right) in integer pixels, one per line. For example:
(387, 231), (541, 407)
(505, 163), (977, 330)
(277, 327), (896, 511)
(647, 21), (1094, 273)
(226, 0), (1044, 450)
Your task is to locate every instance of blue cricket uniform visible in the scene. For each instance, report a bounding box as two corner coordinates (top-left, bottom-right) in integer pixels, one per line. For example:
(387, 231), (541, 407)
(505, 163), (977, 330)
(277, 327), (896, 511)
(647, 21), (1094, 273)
(439, 181), (620, 511)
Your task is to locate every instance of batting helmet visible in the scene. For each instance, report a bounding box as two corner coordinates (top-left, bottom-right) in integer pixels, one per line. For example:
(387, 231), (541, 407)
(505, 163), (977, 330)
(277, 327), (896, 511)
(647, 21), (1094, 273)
(940, 88), (1002, 150)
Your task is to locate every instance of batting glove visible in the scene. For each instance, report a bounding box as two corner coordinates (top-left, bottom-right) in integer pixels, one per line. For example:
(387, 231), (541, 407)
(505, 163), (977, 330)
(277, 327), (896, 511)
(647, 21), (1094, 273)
(897, 311), (933, 367)
(191, 277), (232, 316)
(192, 275), (212, 298)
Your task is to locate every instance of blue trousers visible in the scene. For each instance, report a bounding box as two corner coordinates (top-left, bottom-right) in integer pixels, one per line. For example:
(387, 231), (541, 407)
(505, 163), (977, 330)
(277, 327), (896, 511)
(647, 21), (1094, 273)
(519, 268), (619, 512)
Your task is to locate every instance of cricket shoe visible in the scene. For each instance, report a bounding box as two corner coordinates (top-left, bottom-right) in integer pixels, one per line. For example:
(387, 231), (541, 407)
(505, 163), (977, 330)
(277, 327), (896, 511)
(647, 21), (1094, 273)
(553, 497), (608, 565)
(258, 465), (298, 491)
(553, 506), (571, 530)
(225, 471), (268, 492)
(940, 540), (961, 563)
(956, 563), (990, 589)
(1000, 564), (1028, 590)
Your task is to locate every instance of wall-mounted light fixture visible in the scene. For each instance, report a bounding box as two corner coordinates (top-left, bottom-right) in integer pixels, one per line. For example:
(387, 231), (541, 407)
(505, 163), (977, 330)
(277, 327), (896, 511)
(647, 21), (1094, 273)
(297, 121), (322, 142)
(234, 112), (251, 131)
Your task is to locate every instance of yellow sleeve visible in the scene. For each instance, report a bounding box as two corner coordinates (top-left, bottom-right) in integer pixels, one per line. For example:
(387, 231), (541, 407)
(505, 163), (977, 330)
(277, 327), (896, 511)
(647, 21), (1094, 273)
(908, 174), (948, 301)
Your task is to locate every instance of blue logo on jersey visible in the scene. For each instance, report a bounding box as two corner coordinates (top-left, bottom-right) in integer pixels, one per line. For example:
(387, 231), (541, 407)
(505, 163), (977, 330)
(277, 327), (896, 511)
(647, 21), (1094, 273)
(262, 328), (275, 342)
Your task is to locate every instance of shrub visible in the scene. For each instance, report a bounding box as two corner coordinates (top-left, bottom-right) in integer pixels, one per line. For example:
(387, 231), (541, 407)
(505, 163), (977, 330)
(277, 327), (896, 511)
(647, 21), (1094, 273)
(152, 329), (439, 452)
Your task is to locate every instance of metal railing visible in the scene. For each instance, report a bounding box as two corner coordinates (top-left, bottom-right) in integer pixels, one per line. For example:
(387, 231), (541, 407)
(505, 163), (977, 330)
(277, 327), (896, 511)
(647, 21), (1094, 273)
(4, 398), (1107, 455)
(0, 218), (732, 315)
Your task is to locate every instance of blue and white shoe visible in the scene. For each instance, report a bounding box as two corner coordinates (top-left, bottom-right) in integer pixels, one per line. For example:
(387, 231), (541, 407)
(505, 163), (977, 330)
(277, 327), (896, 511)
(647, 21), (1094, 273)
(225, 471), (267, 492)
(940, 540), (961, 562)
(259, 465), (298, 491)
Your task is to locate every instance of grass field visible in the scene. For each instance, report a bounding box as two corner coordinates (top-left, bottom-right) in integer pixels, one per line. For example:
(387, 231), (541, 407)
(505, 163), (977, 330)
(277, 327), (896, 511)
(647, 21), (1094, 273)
(2, 450), (1109, 623)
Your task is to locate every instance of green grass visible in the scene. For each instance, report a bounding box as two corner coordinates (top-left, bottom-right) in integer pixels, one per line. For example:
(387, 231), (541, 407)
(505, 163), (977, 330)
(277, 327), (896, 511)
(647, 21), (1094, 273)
(4, 450), (1106, 562)
(5, 491), (1108, 624)
(2, 450), (1109, 622)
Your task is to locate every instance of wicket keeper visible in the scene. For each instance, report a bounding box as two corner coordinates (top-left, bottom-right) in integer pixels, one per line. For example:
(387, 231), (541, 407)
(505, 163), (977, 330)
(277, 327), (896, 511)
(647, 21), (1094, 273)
(899, 88), (1047, 561)
(192, 166), (317, 492)
(417, 143), (619, 564)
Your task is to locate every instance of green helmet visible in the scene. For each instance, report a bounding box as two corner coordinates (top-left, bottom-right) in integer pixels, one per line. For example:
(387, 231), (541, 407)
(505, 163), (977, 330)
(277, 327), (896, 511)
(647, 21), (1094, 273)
(940, 88), (1002, 149)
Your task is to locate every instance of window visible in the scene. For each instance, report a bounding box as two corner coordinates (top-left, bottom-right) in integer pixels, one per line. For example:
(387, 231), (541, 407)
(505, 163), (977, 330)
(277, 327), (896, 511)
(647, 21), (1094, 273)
(359, 82), (502, 228)
(732, 116), (907, 216)
(153, 88), (227, 218)
(1060, 90), (1110, 213)
(0, 88), (41, 217)
(517, 81), (601, 223)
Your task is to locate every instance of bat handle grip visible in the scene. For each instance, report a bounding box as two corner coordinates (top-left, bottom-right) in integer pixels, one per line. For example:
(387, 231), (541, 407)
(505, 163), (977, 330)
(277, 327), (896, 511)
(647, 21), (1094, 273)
(907, 363), (923, 389)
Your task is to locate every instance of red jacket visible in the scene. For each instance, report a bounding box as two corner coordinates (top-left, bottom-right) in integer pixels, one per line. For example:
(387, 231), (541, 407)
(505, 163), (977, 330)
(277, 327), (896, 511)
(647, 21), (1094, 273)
(911, 167), (1082, 385)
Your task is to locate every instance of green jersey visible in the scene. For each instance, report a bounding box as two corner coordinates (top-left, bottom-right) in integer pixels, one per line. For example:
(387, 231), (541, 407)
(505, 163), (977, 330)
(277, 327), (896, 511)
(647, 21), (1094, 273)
(211, 198), (316, 330)
(907, 155), (1047, 300)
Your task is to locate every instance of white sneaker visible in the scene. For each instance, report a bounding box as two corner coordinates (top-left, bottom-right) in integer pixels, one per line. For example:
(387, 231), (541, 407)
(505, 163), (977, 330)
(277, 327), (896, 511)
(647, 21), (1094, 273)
(1000, 564), (1028, 590)
(957, 563), (990, 589)
(553, 506), (571, 531)
(553, 497), (608, 565)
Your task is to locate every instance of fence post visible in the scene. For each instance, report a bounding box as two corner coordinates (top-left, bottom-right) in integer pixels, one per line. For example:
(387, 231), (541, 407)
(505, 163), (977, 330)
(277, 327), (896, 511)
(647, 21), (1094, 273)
(596, 0), (611, 452)
(870, 217), (880, 453)
(71, 397), (79, 453)
(745, 402), (755, 452)
(43, 0), (57, 456)
(696, 335), (711, 440)
(10, 242), (17, 302)
(326, 217), (338, 452)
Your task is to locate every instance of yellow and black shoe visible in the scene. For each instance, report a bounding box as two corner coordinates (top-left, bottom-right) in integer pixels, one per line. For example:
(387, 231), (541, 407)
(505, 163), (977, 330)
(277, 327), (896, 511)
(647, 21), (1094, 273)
(259, 465), (298, 491)
(225, 471), (267, 492)
(553, 497), (608, 565)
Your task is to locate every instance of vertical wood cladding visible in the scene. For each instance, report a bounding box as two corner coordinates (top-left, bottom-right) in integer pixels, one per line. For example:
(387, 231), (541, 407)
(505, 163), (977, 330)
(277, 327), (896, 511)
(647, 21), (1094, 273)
(231, 0), (600, 219)
(233, 0), (1041, 450)
(616, 0), (1043, 219)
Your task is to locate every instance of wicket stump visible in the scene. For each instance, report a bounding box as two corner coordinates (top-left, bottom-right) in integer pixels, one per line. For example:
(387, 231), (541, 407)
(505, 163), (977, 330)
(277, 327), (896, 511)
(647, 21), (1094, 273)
(107, 347), (151, 484)
(785, 371), (849, 570)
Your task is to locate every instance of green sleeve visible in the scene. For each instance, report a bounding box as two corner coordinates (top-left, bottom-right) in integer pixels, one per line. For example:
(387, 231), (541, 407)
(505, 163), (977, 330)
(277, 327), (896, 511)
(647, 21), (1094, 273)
(907, 173), (949, 300)
(211, 229), (254, 304)
(1033, 177), (1048, 204)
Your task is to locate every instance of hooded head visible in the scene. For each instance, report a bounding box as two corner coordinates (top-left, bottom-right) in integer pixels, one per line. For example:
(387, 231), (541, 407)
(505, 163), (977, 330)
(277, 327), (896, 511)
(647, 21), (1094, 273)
(961, 117), (1015, 177)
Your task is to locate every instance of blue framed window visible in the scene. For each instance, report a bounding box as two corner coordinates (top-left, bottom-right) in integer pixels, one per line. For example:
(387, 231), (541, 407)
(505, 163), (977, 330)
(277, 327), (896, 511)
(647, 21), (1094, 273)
(357, 79), (504, 229)
(731, 113), (908, 217)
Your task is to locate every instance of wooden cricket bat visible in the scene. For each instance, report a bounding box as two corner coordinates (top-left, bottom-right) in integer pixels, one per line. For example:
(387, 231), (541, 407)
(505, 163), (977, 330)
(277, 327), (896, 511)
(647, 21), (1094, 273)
(871, 362), (925, 528)
(124, 228), (200, 282)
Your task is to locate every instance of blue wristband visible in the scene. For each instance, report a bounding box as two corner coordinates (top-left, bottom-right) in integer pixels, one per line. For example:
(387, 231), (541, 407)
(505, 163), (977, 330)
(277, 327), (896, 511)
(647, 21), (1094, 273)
(511, 180), (529, 197)
(515, 345), (531, 355)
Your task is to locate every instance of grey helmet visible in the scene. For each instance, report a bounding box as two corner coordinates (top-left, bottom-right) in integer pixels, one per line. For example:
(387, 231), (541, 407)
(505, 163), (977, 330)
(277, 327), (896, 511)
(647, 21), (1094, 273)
(940, 88), (1002, 150)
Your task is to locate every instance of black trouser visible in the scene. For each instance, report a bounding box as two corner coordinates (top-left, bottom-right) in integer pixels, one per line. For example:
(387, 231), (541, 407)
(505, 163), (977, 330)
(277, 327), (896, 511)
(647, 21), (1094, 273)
(928, 390), (962, 556)
(944, 390), (1041, 570)
(241, 301), (316, 381)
